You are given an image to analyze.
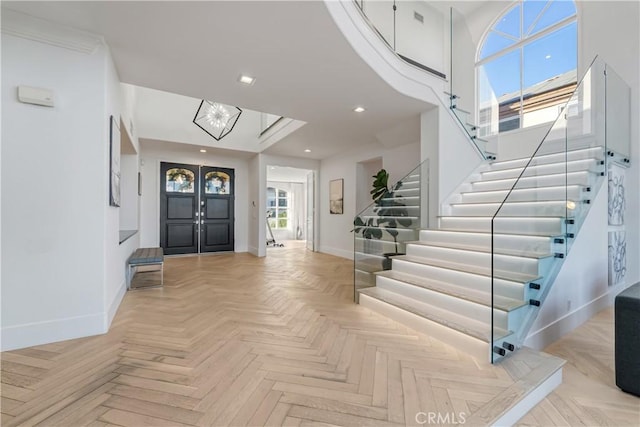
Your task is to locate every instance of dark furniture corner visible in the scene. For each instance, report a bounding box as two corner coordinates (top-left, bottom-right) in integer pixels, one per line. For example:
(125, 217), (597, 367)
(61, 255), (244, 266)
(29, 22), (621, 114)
(615, 281), (640, 397)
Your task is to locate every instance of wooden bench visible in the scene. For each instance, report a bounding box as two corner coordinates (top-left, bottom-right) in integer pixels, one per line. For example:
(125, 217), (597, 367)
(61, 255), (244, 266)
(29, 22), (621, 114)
(127, 247), (164, 290)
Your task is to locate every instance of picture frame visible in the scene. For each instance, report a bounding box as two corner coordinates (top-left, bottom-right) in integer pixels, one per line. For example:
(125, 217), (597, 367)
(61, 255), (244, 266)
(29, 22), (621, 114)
(109, 115), (121, 207)
(329, 178), (344, 214)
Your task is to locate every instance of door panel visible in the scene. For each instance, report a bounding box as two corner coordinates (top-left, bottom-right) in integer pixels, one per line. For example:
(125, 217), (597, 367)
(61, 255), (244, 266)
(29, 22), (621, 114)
(160, 162), (199, 255)
(200, 166), (235, 252)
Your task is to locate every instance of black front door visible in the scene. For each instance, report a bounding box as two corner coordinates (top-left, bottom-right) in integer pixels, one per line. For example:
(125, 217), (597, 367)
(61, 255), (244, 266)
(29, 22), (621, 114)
(160, 162), (235, 255)
(160, 162), (199, 255)
(200, 166), (235, 252)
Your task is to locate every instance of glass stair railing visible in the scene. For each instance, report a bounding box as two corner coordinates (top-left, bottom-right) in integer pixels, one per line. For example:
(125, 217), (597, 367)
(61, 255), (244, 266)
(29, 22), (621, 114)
(353, 161), (429, 302)
(488, 56), (630, 362)
(446, 93), (495, 160)
(354, 56), (630, 364)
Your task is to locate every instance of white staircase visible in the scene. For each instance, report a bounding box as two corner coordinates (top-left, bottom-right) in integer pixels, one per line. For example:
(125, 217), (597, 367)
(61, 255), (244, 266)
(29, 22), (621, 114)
(358, 146), (606, 362)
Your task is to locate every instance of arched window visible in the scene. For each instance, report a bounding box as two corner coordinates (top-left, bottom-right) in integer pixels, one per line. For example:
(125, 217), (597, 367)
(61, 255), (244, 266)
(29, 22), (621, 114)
(267, 187), (289, 229)
(476, 0), (577, 136)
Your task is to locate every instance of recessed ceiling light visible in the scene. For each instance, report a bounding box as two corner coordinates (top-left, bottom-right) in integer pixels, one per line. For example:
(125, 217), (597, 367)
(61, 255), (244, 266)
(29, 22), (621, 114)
(238, 74), (255, 85)
(354, 106), (366, 113)
(304, 149), (311, 153)
(545, 54), (551, 60)
(200, 149), (207, 153)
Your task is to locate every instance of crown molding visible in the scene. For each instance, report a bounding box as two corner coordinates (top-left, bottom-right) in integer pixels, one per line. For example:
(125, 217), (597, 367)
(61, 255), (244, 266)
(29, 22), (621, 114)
(1, 8), (104, 54)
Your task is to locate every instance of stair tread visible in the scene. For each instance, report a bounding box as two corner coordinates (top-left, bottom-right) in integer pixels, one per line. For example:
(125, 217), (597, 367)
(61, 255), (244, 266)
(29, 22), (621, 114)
(376, 270), (527, 311)
(359, 287), (511, 342)
(489, 147), (604, 167)
(481, 158), (601, 177)
(470, 170), (594, 186)
(460, 184), (588, 196)
(393, 255), (541, 283)
(450, 199), (579, 207)
(405, 240), (553, 259)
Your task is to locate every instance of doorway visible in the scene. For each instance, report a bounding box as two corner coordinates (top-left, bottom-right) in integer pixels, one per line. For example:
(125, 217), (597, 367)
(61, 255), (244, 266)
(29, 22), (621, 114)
(160, 162), (235, 255)
(266, 166), (315, 252)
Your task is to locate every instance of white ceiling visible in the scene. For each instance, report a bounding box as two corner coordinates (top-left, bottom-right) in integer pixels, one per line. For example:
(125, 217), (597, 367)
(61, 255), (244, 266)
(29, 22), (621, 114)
(267, 166), (311, 183)
(4, 1), (440, 159)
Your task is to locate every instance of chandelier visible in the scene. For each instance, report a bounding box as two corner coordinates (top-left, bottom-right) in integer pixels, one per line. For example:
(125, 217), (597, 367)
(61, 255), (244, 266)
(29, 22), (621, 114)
(193, 100), (242, 141)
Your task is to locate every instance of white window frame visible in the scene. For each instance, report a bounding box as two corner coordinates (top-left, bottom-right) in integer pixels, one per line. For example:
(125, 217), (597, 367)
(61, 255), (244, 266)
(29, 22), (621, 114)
(475, 1), (577, 135)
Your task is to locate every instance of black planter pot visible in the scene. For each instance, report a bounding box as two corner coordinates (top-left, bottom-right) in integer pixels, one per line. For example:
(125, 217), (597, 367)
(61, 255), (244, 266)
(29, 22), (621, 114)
(382, 252), (405, 270)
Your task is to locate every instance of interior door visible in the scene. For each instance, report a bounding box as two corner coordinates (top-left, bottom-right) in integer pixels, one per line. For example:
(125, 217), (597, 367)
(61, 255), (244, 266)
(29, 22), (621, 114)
(160, 162), (199, 255)
(306, 171), (314, 251)
(200, 166), (235, 252)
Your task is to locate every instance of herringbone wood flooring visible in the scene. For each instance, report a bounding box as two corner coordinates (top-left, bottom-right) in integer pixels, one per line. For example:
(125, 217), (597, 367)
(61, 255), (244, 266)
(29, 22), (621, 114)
(0, 246), (635, 426)
(519, 308), (640, 426)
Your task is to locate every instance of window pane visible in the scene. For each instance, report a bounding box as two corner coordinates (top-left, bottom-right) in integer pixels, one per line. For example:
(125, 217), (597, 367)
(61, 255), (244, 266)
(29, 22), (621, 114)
(522, 22), (577, 128)
(205, 171), (230, 194)
(523, 0), (550, 36)
(530, 0), (576, 36)
(267, 218), (277, 228)
(278, 209), (288, 219)
(267, 208), (276, 219)
(478, 49), (522, 134)
(278, 219), (288, 228)
(479, 31), (517, 60)
(278, 198), (287, 207)
(267, 187), (275, 197)
(278, 190), (287, 198)
(166, 168), (194, 193)
(493, 5), (521, 39)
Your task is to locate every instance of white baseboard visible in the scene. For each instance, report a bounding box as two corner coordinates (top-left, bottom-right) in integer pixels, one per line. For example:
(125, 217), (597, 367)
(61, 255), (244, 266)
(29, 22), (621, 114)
(319, 245), (353, 260)
(105, 279), (126, 329)
(525, 290), (613, 350)
(1, 312), (105, 352)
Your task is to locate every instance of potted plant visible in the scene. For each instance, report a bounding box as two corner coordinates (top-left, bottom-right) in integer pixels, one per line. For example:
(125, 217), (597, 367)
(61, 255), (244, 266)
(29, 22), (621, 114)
(354, 169), (412, 270)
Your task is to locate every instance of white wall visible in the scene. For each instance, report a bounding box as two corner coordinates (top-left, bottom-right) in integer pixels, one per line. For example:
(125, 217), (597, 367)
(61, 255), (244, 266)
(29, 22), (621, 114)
(1, 34), (133, 350)
(319, 141), (420, 259)
(139, 141), (250, 253)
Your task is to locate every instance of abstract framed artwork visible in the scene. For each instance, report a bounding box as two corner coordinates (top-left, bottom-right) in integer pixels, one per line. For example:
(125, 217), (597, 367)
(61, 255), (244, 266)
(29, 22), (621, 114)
(109, 115), (121, 207)
(608, 231), (626, 286)
(608, 165), (625, 225)
(329, 179), (344, 214)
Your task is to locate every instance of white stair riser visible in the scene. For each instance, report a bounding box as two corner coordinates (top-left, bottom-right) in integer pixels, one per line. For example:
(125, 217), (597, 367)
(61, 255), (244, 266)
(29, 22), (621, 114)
(359, 216), (419, 228)
(392, 188), (420, 197)
(419, 230), (555, 255)
(354, 228), (418, 240)
(481, 158), (601, 181)
(471, 171), (594, 192)
(439, 217), (565, 235)
(392, 259), (525, 300)
(376, 276), (519, 330)
(461, 185), (588, 204)
(404, 245), (544, 277)
(359, 294), (490, 361)
(489, 148), (604, 171)
(355, 270), (375, 290)
(450, 201), (584, 217)
(397, 180), (420, 190)
(355, 238), (398, 254)
(378, 197), (420, 207)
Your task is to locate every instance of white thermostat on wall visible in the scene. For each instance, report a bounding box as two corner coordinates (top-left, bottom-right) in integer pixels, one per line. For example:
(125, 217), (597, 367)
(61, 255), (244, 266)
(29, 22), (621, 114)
(18, 85), (54, 107)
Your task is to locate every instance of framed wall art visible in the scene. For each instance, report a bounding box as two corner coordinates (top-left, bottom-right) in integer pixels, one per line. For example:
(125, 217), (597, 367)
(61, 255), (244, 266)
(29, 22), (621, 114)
(329, 178), (343, 214)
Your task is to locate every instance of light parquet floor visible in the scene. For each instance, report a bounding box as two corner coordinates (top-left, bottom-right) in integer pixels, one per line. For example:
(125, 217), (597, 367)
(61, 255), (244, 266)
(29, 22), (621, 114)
(1, 246), (636, 426)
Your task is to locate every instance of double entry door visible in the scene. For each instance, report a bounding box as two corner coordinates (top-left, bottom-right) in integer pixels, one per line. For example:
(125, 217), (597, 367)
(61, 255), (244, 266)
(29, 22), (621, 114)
(160, 162), (235, 255)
